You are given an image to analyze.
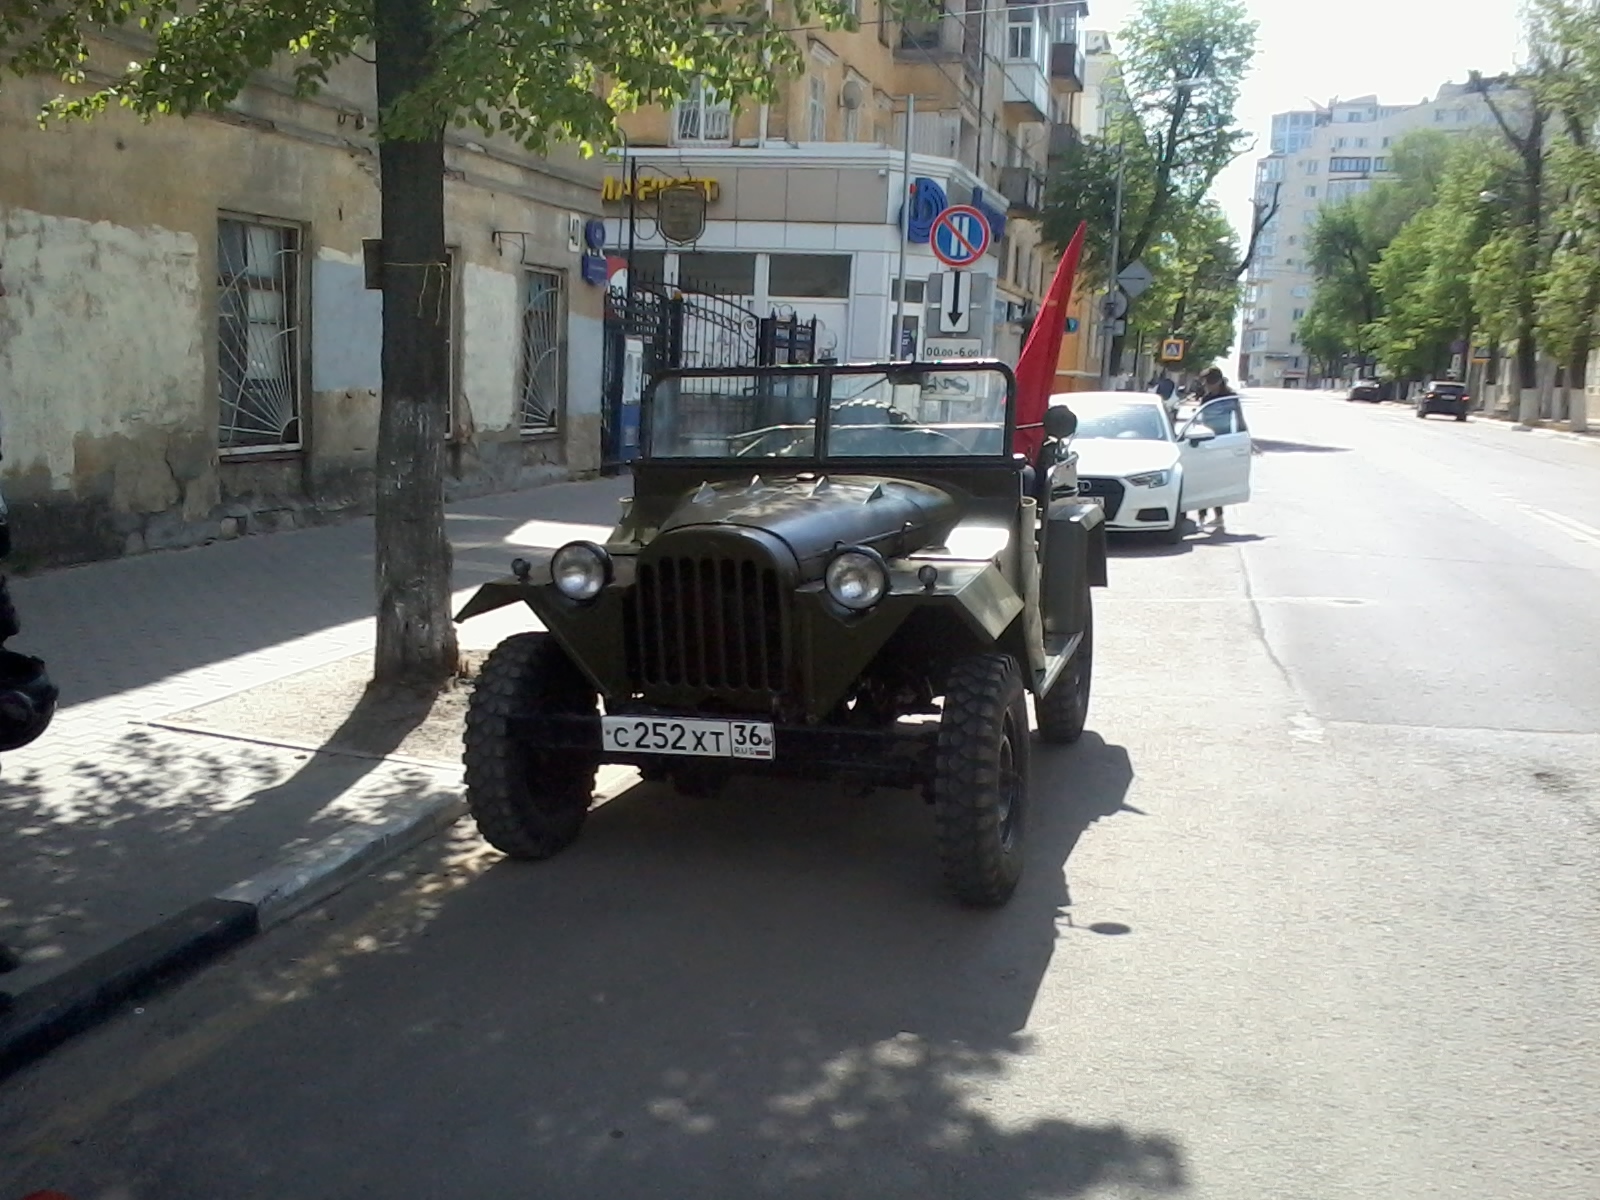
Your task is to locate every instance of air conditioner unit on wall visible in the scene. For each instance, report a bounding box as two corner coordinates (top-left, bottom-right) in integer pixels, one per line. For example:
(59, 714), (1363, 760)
(840, 79), (867, 110)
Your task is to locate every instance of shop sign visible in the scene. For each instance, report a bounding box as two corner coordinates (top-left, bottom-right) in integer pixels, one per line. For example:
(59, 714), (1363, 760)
(601, 176), (720, 203)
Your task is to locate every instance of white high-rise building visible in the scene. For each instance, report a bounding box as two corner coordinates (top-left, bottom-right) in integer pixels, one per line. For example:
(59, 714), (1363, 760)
(1241, 83), (1510, 387)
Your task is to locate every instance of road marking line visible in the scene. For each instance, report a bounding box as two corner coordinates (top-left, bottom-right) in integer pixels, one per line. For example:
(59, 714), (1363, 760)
(1512, 504), (1600, 549)
(1288, 712), (1325, 745)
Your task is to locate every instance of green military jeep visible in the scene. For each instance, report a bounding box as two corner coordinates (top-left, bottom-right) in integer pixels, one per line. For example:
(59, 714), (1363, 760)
(455, 359), (1106, 906)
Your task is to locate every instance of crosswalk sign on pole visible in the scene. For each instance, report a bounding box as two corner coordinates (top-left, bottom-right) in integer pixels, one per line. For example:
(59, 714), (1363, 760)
(1159, 338), (1185, 362)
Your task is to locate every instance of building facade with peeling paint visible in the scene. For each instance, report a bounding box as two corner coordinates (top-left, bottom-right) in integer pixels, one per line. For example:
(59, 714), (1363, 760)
(0, 46), (607, 570)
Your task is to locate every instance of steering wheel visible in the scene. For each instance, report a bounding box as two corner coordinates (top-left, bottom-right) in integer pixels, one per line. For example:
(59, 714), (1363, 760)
(828, 424), (972, 456)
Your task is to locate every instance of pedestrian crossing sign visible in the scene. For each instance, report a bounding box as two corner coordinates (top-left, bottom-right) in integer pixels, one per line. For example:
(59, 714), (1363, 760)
(1160, 338), (1185, 362)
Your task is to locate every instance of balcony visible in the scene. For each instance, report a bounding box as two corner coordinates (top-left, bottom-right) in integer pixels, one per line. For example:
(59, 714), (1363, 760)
(998, 166), (1046, 215)
(1004, 58), (1051, 122)
(1049, 41), (1085, 93)
(1047, 123), (1081, 163)
(897, 12), (965, 63)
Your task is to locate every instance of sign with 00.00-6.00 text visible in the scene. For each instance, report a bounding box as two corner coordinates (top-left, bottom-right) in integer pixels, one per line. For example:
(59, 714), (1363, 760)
(923, 338), (982, 360)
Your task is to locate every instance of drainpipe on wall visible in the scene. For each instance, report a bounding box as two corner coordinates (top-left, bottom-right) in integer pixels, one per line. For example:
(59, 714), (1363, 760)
(758, 0), (773, 146)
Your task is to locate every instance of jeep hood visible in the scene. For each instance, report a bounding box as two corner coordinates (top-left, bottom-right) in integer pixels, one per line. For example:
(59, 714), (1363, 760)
(655, 474), (960, 572)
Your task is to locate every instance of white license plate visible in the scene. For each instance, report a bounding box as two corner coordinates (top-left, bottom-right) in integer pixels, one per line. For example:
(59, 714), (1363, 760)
(600, 716), (775, 761)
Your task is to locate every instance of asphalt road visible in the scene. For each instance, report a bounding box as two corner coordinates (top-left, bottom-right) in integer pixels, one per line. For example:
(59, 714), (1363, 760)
(2, 391), (1597, 1199)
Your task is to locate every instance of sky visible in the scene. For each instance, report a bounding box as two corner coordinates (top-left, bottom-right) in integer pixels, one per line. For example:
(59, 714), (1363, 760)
(1082, 0), (1528, 354)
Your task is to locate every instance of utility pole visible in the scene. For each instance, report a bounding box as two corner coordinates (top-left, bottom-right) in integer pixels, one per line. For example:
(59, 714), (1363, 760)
(891, 94), (915, 358)
(1100, 131), (1126, 387)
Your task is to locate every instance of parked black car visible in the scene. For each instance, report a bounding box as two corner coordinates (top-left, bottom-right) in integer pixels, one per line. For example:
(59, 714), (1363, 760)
(1346, 379), (1381, 403)
(1416, 380), (1470, 421)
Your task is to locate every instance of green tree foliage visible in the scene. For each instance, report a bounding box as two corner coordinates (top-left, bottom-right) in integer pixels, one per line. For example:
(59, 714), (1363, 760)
(1367, 136), (1506, 377)
(0, 0), (869, 684)
(1040, 0), (1258, 363)
(1297, 131), (1466, 374)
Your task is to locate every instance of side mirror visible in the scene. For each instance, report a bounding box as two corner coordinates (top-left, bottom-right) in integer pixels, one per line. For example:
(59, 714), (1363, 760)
(1184, 424), (1217, 446)
(1043, 404), (1078, 440)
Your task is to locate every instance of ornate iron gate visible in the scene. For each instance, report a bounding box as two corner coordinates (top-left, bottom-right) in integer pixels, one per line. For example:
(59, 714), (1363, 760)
(601, 276), (816, 469)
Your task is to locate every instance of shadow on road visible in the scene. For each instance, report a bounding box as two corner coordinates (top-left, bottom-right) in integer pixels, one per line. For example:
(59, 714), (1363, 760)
(0, 681), (452, 993)
(1251, 438), (1352, 455)
(0, 732), (1187, 1199)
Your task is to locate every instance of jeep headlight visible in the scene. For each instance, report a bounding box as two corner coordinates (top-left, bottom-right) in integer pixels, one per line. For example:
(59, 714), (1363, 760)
(550, 540), (611, 602)
(825, 546), (889, 611)
(1127, 469), (1171, 488)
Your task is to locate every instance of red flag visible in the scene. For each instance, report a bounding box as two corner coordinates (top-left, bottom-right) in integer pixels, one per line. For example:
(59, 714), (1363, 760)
(1012, 220), (1087, 463)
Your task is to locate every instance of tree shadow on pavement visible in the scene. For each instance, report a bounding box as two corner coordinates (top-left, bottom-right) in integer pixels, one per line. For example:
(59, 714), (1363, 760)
(11, 475), (631, 710)
(0, 733), (1187, 1200)
(0, 682), (452, 994)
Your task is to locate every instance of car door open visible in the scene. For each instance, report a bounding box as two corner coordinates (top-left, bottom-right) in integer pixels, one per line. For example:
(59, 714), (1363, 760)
(1178, 398), (1253, 510)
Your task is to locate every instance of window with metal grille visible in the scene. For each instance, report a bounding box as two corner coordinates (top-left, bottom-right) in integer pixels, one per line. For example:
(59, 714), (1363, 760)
(519, 269), (565, 435)
(217, 217), (302, 452)
(674, 80), (732, 145)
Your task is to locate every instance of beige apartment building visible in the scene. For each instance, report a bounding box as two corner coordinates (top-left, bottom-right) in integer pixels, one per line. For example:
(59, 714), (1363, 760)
(1, 37), (607, 569)
(1241, 83), (1508, 388)
(604, 0), (1089, 378)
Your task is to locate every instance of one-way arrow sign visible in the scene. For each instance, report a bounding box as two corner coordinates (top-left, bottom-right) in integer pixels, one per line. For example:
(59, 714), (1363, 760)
(938, 270), (972, 334)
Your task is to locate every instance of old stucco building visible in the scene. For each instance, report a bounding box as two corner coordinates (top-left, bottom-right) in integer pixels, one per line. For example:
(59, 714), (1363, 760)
(0, 45), (608, 569)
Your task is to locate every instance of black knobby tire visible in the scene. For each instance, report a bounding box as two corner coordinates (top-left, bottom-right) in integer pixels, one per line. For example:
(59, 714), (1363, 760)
(933, 653), (1030, 907)
(464, 632), (598, 860)
(1036, 573), (1093, 744)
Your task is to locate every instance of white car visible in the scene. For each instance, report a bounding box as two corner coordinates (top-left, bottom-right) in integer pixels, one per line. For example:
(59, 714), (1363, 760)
(1048, 391), (1254, 542)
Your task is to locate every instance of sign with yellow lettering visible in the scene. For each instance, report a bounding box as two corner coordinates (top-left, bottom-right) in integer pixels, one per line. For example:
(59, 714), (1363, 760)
(601, 176), (720, 204)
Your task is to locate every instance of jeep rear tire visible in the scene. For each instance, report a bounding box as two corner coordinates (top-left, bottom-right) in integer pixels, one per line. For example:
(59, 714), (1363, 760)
(933, 653), (1030, 907)
(1036, 575), (1093, 744)
(464, 632), (598, 860)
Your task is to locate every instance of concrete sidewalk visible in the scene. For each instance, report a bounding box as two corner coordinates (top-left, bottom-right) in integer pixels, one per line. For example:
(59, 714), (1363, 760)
(0, 474), (630, 1065)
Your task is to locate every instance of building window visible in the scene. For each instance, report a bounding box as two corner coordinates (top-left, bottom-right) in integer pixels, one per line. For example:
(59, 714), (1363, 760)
(1290, 332), (1300, 344)
(1006, 6), (1035, 60)
(1329, 156), (1372, 173)
(678, 251), (757, 295)
(520, 269), (565, 435)
(769, 254), (851, 298)
(1382, 136), (1393, 147)
(1292, 307), (1305, 320)
(807, 75), (827, 141)
(1354, 137), (1367, 148)
(843, 100), (860, 142)
(217, 216), (302, 452)
(1434, 109), (1446, 122)
(674, 79), (732, 145)
(1305, 185), (1318, 197)
(894, 278), (927, 304)
(1288, 235), (1298, 246)
(1374, 157), (1389, 171)
(1334, 137), (1346, 148)
(1292, 284), (1311, 298)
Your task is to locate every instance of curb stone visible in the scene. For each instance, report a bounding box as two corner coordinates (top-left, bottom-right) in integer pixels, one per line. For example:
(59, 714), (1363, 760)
(0, 787), (464, 1083)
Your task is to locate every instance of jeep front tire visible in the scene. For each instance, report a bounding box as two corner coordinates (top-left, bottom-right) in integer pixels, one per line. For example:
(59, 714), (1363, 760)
(932, 653), (1030, 907)
(464, 632), (598, 859)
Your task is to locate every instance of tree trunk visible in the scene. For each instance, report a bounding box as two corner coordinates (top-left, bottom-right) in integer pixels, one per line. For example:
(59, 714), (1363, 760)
(373, 0), (458, 686)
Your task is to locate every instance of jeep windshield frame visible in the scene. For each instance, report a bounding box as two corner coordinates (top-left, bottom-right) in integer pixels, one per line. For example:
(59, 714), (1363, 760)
(641, 359), (1020, 466)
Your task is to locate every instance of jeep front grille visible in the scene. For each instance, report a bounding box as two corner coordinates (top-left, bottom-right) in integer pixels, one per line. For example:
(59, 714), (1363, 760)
(626, 555), (786, 694)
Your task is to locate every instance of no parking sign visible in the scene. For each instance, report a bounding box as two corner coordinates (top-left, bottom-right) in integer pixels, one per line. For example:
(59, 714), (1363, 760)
(929, 206), (991, 269)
